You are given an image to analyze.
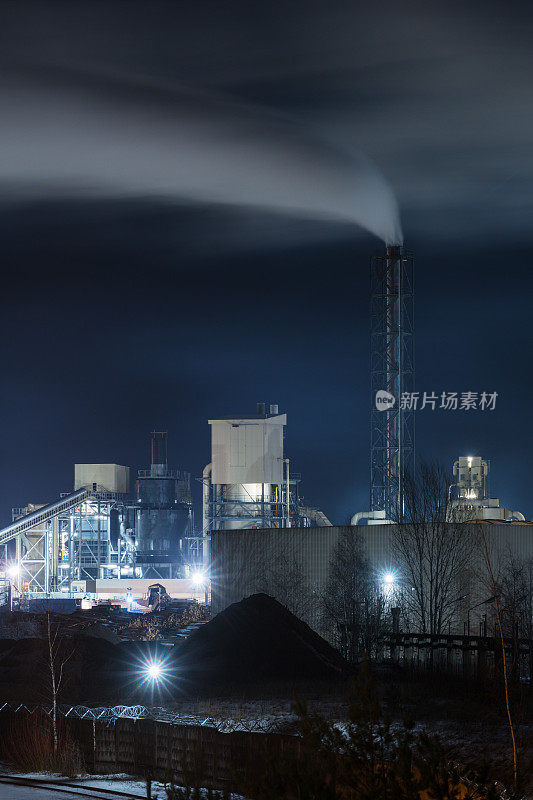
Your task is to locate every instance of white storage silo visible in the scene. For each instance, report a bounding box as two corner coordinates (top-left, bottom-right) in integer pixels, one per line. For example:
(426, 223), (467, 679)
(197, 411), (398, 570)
(204, 403), (287, 532)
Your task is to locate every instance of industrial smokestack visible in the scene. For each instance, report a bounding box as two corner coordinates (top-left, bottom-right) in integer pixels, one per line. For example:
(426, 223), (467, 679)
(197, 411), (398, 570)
(256, 402), (266, 416)
(269, 404), (279, 415)
(150, 431), (168, 477)
(386, 244), (402, 260)
(370, 246), (414, 519)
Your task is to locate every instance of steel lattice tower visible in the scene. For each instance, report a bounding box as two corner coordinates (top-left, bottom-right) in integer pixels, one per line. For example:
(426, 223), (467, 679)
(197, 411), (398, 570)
(370, 245), (414, 519)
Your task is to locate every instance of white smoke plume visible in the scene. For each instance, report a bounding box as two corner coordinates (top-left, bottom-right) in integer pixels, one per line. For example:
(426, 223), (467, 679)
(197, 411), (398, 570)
(0, 66), (403, 245)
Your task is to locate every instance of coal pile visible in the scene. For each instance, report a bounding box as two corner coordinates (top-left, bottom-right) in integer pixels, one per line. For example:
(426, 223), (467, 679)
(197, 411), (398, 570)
(175, 593), (348, 688)
(0, 636), (123, 702)
(0, 634), (172, 702)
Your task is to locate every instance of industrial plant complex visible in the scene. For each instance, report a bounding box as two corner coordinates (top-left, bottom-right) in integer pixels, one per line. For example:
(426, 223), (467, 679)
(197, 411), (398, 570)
(0, 245), (530, 638)
(1, 3), (532, 795)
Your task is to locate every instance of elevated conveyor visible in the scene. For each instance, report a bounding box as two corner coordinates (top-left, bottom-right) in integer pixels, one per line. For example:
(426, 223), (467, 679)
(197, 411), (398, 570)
(0, 488), (91, 546)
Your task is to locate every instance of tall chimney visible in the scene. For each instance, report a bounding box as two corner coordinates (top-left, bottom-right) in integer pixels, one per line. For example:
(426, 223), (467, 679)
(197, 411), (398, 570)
(150, 431), (168, 477)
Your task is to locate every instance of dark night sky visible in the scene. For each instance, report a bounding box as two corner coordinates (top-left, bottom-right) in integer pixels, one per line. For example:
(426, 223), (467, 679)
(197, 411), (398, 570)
(0, 0), (531, 524)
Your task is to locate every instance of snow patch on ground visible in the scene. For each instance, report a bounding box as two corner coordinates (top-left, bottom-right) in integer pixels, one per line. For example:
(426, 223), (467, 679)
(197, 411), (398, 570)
(0, 768), (248, 799)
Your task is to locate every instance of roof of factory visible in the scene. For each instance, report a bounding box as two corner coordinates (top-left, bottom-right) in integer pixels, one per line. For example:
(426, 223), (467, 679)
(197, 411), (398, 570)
(468, 518), (532, 525)
(209, 412), (286, 421)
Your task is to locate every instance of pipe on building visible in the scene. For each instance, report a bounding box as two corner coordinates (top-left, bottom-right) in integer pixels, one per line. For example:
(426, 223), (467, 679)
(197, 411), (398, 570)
(202, 463), (212, 569)
(285, 458), (290, 528)
(503, 510), (526, 521)
(299, 506), (333, 527)
(351, 509), (393, 525)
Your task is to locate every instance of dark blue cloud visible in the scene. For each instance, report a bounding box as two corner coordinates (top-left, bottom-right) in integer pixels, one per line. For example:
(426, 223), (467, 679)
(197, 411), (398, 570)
(0, 1), (530, 524)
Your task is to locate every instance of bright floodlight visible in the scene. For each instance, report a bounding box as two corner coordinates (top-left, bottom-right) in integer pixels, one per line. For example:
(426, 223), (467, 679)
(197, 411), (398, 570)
(7, 564), (19, 578)
(383, 571), (396, 586)
(144, 660), (163, 681)
(137, 654), (172, 689)
(191, 570), (205, 586)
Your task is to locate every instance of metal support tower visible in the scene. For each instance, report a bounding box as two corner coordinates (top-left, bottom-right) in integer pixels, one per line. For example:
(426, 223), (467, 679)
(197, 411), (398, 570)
(204, 476), (301, 532)
(370, 244), (414, 519)
(3, 490), (133, 595)
(57, 494), (131, 586)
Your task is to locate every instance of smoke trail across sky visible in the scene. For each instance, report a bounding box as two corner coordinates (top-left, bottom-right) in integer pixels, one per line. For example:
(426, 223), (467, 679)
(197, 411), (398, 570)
(0, 64), (402, 245)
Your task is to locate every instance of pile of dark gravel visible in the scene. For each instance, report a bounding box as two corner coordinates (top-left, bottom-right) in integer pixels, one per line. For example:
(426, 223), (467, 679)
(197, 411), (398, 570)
(175, 593), (348, 688)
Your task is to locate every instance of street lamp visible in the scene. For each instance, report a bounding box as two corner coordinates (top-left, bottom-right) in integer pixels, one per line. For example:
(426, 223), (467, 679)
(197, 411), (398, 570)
(464, 595), (498, 636)
(382, 571), (396, 587)
(191, 569), (210, 605)
(140, 656), (172, 688)
(380, 571), (397, 599)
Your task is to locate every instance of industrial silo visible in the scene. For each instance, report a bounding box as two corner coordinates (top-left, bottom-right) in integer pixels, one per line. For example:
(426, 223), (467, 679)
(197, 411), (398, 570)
(135, 432), (192, 578)
(203, 403), (290, 532)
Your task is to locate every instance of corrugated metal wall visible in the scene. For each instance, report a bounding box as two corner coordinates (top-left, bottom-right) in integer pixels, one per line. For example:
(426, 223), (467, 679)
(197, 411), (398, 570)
(211, 522), (533, 632)
(211, 525), (344, 616)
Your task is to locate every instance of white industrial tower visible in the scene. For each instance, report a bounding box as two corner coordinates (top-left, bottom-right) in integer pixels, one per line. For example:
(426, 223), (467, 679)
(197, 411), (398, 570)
(202, 403), (294, 535)
(450, 455), (524, 521)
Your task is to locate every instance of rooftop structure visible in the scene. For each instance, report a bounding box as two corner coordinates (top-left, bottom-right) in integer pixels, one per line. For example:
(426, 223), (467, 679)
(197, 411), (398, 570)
(450, 455), (524, 521)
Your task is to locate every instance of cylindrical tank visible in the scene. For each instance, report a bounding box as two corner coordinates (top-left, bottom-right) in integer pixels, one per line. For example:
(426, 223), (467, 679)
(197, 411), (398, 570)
(218, 482), (273, 530)
(135, 475), (190, 558)
(137, 475), (178, 509)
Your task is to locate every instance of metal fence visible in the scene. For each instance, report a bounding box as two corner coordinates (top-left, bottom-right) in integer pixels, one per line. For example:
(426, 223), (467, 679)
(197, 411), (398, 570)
(384, 631), (532, 683)
(0, 701), (294, 734)
(0, 703), (299, 793)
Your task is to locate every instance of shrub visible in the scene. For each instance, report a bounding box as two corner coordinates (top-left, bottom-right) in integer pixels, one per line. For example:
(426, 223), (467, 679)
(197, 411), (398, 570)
(0, 711), (83, 776)
(245, 661), (522, 800)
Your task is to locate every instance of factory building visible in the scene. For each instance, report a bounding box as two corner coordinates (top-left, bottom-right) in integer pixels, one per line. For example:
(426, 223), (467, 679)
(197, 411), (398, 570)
(0, 239), (528, 623)
(202, 403), (330, 545)
(0, 431), (201, 601)
(211, 519), (533, 641)
(210, 452), (529, 641)
(203, 403), (293, 534)
(134, 431), (193, 579)
(0, 407), (330, 604)
(8, 466), (131, 593)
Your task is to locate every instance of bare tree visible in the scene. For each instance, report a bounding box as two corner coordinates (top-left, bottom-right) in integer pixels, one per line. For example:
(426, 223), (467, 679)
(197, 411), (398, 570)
(321, 528), (386, 662)
(392, 462), (473, 635)
(498, 555), (533, 641)
(476, 531), (520, 790)
(247, 552), (312, 620)
(45, 610), (73, 754)
(266, 557), (311, 619)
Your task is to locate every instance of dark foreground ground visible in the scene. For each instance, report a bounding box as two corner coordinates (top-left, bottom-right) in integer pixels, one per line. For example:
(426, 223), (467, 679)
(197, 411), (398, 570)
(0, 596), (531, 795)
